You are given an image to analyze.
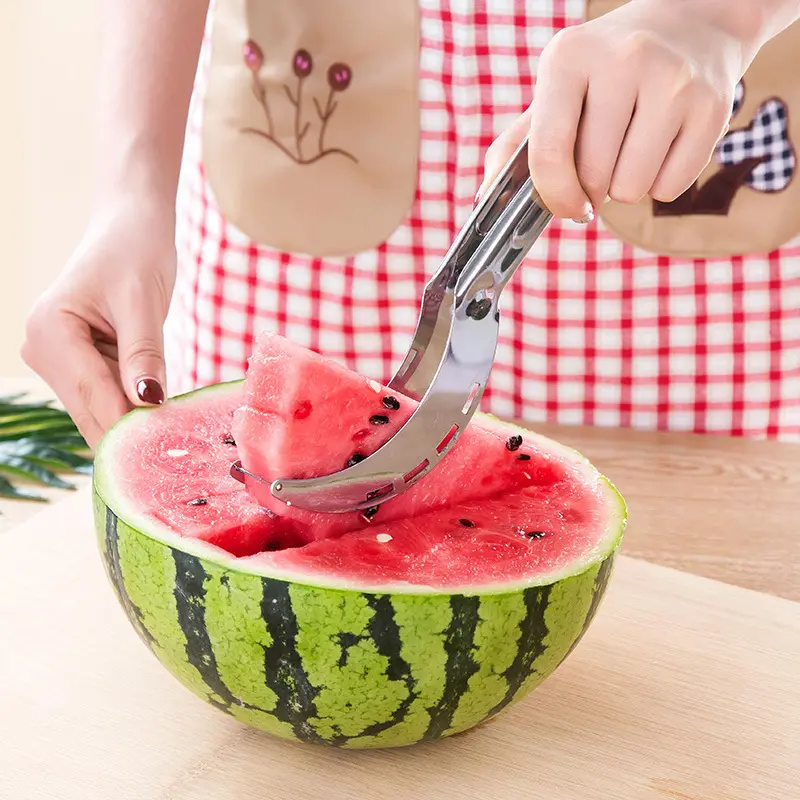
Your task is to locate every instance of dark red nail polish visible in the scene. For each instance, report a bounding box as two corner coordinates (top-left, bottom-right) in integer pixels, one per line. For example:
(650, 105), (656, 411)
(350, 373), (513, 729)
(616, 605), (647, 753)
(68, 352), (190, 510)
(136, 378), (164, 405)
(473, 191), (482, 209)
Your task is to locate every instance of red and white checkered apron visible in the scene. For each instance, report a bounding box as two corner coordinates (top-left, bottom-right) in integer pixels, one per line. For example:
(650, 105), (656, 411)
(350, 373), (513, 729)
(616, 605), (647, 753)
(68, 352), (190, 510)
(166, 0), (800, 442)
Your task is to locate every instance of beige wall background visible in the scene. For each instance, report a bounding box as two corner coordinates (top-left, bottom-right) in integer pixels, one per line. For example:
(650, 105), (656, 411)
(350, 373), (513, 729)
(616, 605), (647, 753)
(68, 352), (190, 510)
(0, 0), (99, 377)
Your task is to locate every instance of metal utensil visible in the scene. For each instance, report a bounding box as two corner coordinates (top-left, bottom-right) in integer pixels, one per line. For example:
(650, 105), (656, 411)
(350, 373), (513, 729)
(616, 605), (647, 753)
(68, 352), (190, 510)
(232, 136), (553, 513)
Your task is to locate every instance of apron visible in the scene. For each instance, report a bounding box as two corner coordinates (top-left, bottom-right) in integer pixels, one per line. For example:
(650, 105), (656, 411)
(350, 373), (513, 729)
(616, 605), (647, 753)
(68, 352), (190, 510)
(165, 0), (800, 442)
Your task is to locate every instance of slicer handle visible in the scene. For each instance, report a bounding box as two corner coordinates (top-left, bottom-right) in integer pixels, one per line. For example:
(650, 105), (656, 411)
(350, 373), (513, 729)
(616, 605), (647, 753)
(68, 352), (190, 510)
(454, 137), (553, 306)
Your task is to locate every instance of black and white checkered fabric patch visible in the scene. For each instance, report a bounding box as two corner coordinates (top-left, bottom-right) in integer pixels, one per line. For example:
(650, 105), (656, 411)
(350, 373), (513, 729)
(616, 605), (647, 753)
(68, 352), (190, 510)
(717, 98), (796, 192)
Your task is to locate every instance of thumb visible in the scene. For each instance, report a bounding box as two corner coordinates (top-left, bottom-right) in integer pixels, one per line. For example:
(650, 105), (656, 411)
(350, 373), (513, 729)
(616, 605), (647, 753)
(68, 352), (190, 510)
(117, 301), (168, 407)
(476, 110), (532, 204)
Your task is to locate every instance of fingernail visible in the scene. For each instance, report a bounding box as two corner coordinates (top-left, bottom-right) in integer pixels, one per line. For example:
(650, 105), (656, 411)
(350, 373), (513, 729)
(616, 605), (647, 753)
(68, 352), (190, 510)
(572, 206), (595, 225)
(136, 378), (165, 405)
(473, 190), (483, 209)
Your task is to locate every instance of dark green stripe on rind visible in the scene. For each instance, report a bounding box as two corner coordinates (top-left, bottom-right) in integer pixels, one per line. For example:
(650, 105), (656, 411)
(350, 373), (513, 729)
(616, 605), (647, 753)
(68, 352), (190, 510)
(423, 595), (481, 740)
(583, 553), (616, 635)
(343, 594), (452, 748)
(110, 510), (231, 709)
(483, 586), (551, 720)
(171, 551), (236, 713)
(354, 595), (417, 739)
(501, 559), (608, 711)
(565, 552), (617, 660)
(445, 592), (529, 734)
(200, 566), (297, 740)
(98, 501), (155, 653)
(260, 581), (325, 743)
(290, 585), (411, 743)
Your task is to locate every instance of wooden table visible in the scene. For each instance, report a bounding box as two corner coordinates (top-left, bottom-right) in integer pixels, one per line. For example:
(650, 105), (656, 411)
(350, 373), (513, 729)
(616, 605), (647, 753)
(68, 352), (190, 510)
(533, 420), (800, 603)
(1, 377), (798, 799)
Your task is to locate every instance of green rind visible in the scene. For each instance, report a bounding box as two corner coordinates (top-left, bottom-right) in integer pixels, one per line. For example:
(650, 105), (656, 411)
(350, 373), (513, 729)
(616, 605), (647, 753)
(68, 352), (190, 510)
(94, 496), (621, 749)
(92, 381), (626, 748)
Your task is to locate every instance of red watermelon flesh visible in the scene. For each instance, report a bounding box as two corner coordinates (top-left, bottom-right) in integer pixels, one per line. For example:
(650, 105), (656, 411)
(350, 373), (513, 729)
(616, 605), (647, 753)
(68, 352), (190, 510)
(244, 481), (608, 589)
(231, 331), (567, 541)
(98, 329), (623, 589)
(98, 379), (621, 588)
(104, 387), (283, 557)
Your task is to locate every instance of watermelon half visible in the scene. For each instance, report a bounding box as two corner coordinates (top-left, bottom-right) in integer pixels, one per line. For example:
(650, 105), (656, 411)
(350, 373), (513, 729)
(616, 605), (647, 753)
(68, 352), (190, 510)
(92, 334), (627, 749)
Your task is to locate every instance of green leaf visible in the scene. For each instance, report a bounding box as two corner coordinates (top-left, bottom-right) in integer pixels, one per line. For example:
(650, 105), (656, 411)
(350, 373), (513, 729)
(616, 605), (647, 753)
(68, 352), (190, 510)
(0, 394), (92, 502)
(0, 457), (75, 490)
(0, 402), (59, 415)
(0, 474), (48, 502)
(4, 440), (93, 472)
(40, 435), (92, 452)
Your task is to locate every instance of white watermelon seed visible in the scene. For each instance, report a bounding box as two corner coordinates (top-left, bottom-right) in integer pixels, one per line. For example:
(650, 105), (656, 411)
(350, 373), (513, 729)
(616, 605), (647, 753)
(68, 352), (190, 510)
(167, 449), (188, 457)
(376, 533), (393, 543)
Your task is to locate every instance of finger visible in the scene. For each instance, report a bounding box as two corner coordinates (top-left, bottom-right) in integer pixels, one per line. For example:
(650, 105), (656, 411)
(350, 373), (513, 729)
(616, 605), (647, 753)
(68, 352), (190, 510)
(607, 57), (701, 205)
(650, 102), (731, 202)
(115, 287), (168, 407)
(574, 70), (638, 207)
(477, 110), (531, 202)
(25, 313), (131, 449)
(608, 98), (684, 204)
(94, 336), (120, 362)
(527, 33), (593, 220)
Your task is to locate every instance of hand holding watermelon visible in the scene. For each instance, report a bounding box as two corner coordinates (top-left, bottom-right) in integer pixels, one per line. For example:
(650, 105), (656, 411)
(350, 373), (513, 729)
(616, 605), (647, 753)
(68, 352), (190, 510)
(22, 199), (175, 449)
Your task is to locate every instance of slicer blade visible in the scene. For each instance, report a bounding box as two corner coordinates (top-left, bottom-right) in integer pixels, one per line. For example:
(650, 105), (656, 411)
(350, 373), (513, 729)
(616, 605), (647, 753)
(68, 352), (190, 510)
(234, 137), (553, 513)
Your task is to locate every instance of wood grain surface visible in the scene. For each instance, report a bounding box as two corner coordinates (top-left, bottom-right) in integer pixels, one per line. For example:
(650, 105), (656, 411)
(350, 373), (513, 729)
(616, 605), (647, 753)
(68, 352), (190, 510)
(0, 492), (797, 800)
(532, 421), (800, 602)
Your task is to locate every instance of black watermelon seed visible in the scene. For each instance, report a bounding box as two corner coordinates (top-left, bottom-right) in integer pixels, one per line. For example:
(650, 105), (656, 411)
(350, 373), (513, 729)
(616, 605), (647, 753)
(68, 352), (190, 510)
(458, 519), (476, 528)
(370, 414), (390, 426)
(220, 433), (236, 446)
(525, 530), (547, 539)
(506, 435), (523, 452)
(517, 454), (531, 461)
(381, 396), (401, 411)
(187, 498), (209, 506)
(362, 505), (380, 521)
(466, 297), (493, 320)
(346, 452), (366, 468)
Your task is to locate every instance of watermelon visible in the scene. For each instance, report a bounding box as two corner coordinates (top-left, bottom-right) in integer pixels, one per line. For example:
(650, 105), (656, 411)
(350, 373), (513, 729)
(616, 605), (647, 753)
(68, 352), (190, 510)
(231, 332), (575, 542)
(92, 336), (627, 749)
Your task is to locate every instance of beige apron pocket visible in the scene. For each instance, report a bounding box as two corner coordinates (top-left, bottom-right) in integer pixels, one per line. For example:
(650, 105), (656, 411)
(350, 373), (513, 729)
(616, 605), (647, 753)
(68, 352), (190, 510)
(585, 0), (800, 257)
(203, 0), (420, 257)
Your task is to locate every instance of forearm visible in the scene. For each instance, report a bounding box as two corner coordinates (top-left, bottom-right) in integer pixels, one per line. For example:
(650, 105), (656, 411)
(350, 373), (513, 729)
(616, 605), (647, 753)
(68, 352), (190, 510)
(674, 0), (800, 46)
(746, 0), (800, 38)
(92, 0), (209, 213)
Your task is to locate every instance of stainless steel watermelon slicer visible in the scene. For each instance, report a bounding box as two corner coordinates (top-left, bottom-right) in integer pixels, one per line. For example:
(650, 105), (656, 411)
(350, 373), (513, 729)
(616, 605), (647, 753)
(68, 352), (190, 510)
(231, 137), (554, 513)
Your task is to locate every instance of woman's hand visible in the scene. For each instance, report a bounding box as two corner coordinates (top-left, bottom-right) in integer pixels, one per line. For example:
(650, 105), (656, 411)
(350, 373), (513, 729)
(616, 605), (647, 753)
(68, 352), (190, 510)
(480, 0), (766, 221)
(22, 199), (177, 449)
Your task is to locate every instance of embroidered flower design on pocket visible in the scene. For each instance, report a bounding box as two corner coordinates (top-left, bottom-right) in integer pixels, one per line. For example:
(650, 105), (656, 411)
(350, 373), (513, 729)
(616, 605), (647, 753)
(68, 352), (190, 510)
(241, 39), (358, 165)
(654, 80), (796, 217)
